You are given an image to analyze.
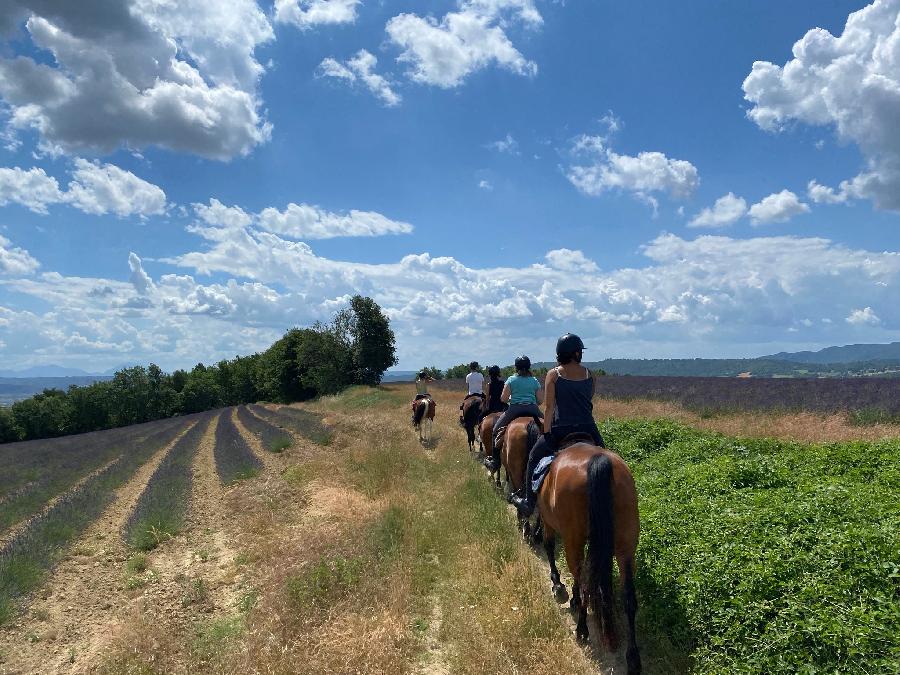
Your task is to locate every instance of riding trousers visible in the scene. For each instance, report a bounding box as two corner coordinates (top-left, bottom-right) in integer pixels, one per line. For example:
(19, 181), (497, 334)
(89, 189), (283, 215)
(494, 403), (543, 431)
(523, 422), (605, 500)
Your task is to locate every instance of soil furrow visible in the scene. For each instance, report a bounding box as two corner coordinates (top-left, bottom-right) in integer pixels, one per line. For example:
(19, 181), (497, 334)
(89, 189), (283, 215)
(230, 407), (279, 471)
(0, 419), (199, 675)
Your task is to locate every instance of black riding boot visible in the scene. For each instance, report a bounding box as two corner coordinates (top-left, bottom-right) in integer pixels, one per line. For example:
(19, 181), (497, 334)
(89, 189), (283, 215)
(483, 429), (503, 471)
(512, 434), (553, 517)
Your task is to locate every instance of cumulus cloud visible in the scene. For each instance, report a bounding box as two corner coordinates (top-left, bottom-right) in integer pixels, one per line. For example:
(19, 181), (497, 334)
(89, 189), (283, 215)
(386, 0), (540, 88)
(688, 192), (748, 228)
(0, 166), (63, 213)
(0, 0), (273, 159)
(0, 160), (166, 217)
(0, 234), (39, 275)
(566, 135), (699, 209)
(66, 159), (166, 217)
(128, 252), (154, 295)
(743, 0), (900, 210)
(807, 179), (850, 205)
(191, 198), (413, 240)
(846, 306), (881, 326)
(317, 50), (401, 106)
(544, 249), (599, 272)
(275, 0), (360, 29)
(748, 190), (810, 225)
(488, 133), (519, 154)
(478, 179), (493, 191)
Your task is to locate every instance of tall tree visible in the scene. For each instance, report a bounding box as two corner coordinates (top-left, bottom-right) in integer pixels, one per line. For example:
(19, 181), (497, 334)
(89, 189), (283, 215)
(346, 295), (397, 385)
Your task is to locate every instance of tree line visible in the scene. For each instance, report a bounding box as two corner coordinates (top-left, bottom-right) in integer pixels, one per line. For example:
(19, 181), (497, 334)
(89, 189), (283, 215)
(0, 296), (396, 443)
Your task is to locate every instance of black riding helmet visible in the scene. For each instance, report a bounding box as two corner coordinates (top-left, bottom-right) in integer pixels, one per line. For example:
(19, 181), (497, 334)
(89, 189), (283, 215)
(514, 355), (531, 373)
(556, 333), (586, 357)
(488, 364), (501, 378)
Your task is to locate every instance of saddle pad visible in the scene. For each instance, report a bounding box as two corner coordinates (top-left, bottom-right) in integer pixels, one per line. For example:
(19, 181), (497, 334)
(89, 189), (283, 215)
(532, 454), (556, 495)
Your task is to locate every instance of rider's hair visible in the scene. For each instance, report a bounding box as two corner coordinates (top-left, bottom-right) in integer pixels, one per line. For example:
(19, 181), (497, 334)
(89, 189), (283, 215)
(557, 349), (583, 365)
(417, 370), (427, 379)
(488, 365), (501, 380)
(469, 361), (479, 371)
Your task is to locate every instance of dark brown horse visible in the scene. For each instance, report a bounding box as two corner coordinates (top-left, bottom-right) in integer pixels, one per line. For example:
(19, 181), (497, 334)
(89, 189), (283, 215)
(460, 396), (483, 452)
(537, 443), (641, 674)
(411, 397), (436, 443)
(501, 416), (541, 538)
(479, 411), (502, 485)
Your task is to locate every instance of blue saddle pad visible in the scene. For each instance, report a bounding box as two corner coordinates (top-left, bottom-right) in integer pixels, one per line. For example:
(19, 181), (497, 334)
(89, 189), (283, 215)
(531, 454), (556, 495)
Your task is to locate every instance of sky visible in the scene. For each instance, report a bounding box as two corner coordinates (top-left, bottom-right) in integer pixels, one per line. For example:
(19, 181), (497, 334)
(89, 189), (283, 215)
(0, 0), (898, 372)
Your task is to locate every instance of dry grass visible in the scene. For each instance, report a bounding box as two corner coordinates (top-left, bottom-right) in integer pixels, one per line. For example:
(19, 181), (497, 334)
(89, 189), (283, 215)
(595, 397), (900, 443)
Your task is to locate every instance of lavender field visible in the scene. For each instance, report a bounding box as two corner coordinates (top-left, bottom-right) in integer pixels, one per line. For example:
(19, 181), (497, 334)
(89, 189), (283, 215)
(595, 376), (900, 418)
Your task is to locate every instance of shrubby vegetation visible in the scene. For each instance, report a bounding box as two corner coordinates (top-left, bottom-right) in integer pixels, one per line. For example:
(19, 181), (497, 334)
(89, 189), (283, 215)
(600, 417), (899, 673)
(0, 296), (396, 443)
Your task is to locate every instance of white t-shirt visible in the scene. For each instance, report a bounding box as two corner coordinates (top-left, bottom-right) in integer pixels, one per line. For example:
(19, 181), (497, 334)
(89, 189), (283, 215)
(465, 371), (484, 395)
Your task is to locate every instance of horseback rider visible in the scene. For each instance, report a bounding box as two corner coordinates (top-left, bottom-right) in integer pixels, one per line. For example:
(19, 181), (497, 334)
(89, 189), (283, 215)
(480, 365), (507, 420)
(483, 356), (543, 471)
(511, 334), (605, 516)
(415, 370), (434, 401)
(459, 361), (486, 424)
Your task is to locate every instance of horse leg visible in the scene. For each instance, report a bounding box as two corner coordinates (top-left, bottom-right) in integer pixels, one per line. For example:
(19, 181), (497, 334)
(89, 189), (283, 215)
(620, 555), (641, 674)
(543, 524), (568, 604)
(564, 536), (589, 643)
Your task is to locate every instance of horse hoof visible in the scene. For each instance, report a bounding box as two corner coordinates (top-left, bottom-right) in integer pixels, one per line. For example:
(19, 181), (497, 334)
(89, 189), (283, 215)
(553, 584), (569, 604)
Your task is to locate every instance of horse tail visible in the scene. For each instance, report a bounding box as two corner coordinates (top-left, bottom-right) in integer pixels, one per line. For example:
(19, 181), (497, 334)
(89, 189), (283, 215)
(463, 399), (480, 442)
(412, 400), (426, 427)
(586, 452), (615, 630)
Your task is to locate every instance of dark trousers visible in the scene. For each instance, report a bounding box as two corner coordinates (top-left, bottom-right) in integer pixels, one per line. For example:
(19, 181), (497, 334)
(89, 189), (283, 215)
(494, 403), (543, 431)
(523, 422), (605, 500)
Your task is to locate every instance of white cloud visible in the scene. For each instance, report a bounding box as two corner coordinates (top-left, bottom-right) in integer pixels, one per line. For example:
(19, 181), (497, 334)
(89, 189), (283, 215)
(478, 179), (493, 191)
(0, 160), (166, 217)
(0, 234), (39, 275)
(743, 0), (900, 210)
(544, 248), (599, 272)
(488, 133), (519, 154)
(748, 190), (810, 225)
(66, 159), (166, 217)
(317, 50), (401, 106)
(191, 198), (413, 240)
(0, 0), (273, 159)
(688, 192), (748, 228)
(386, 1), (539, 88)
(566, 135), (699, 207)
(128, 252), (154, 295)
(846, 306), (881, 326)
(0, 166), (63, 213)
(275, 0), (360, 29)
(807, 180), (850, 205)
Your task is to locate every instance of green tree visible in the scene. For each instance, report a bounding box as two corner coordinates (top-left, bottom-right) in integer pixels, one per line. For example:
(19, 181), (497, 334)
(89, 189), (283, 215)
(345, 295), (397, 385)
(65, 382), (112, 433)
(0, 406), (21, 442)
(11, 389), (69, 439)
(419, 366), (444, 380)
(179, 363), (223, 413)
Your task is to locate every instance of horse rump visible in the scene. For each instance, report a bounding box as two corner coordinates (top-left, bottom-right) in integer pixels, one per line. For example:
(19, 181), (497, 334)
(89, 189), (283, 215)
(412, 399), (428, 427)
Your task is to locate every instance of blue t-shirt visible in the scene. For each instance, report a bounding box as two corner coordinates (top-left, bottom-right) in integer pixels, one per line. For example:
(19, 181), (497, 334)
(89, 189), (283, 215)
(506, 374), (541, 405)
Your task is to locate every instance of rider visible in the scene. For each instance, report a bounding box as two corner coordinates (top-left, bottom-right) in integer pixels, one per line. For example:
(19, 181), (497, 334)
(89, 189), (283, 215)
(511, 334), (605, 517)
(459, 361), (485, 424)
(415, 370), (434, 400)
(483, 356), (543, 470)
(480, 365), (507, 420)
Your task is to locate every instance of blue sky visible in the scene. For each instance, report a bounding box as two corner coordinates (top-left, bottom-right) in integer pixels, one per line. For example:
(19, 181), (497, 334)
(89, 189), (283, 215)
(0, 0), (898, 372)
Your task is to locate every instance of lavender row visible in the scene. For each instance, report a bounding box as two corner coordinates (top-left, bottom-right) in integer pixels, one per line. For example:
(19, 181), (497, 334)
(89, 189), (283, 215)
(595, 375), (900, 416)
(214, 410), (262, 484)
(0, 417), (192, 624)
(123, 413), (211, 551)
(236, 405), (292, 453)
(250, 404), (332, 445)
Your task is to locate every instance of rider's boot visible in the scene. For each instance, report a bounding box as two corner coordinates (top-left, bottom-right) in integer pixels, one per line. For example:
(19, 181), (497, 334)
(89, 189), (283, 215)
(512, 444), (541, 516)
(482, 428), (504, 471)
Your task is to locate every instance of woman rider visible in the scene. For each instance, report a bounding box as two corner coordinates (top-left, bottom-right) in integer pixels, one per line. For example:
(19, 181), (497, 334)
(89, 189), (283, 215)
(480, 365), (507, 420)
(415, 370), (434, 400)
(483, 356), (543, 471)
(511, 334), (604, 517)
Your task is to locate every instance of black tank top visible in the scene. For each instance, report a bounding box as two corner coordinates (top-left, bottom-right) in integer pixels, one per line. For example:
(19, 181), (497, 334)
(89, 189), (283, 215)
(488, 378), (504, 408)
(552, 368), (594, 427)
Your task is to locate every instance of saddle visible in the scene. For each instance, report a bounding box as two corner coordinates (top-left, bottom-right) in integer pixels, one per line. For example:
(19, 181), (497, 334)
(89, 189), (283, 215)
(493, 416), (542, 451)
(531, 435), (601, 495)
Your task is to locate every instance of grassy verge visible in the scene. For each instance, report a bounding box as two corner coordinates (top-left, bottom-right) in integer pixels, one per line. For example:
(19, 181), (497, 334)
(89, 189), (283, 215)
(124, 414), (211, 551)
(0, 418), (192, 625)
(601, 416), (900, 673)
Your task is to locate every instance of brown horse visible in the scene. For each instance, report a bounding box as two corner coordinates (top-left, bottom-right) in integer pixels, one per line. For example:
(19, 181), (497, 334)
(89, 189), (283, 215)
(537, 443), (641, 674)
(411, 397), (436, 443)
(479, 411), (502, 485)
(501, 416), (541, 538)
(460, 396), (484, 452)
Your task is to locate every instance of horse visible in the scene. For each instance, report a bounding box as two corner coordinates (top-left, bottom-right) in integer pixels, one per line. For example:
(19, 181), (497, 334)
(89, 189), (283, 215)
(411, 396), (436, 444)
(479, 411), (502, 485)
(500, 416), (541, 539)
(460, 395), (484, 452)
(537, 442), (641, 674)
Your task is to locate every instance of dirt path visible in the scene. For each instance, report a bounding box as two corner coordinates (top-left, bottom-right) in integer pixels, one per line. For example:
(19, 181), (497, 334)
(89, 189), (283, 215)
(0, 420), (199, 675)
(0, 457), (122, 550)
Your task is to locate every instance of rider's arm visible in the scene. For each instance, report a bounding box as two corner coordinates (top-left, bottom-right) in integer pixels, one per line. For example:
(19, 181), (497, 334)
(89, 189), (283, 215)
(542, 369), (557, 434)
(535, 379), (545, 405)
(500, 382), (511, 403)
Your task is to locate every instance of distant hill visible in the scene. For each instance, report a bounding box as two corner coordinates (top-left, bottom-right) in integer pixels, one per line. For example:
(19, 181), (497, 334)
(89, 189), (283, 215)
(0, 364), (95, 377)
(382, 370), (417, 382)
(0, 376), (113, 405)
(764, 342), (900, 364)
